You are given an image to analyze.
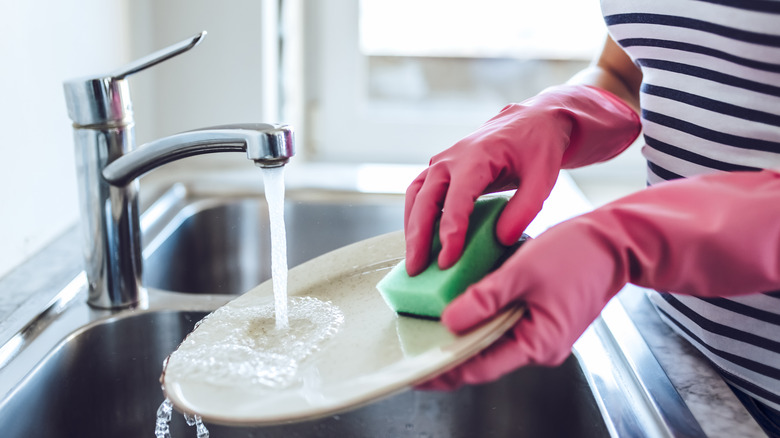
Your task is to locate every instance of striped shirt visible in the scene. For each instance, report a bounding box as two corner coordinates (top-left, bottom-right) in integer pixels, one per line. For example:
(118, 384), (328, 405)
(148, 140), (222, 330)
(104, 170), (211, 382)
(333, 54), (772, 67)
(601, 0), (780, 412)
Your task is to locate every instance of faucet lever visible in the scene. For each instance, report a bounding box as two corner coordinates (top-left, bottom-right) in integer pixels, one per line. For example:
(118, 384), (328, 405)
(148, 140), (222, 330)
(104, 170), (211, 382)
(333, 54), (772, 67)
(110, 31), (206, 80)
(63, 31), (207, 127)
(62, 30), (293, 310)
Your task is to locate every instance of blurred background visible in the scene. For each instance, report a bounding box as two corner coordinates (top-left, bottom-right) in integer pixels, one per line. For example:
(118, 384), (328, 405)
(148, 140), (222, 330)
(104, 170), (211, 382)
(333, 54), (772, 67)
(0, 0), (644, 279)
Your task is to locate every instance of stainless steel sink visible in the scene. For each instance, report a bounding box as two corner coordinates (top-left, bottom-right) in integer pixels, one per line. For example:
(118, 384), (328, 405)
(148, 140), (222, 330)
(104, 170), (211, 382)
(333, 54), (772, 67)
(0, 166), (706, 437)
(142, 186), (406, 295)
(0, 308), (605, 437)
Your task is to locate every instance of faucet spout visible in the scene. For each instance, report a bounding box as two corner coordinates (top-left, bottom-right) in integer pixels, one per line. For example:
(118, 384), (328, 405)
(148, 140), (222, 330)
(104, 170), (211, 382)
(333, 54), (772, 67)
(63, 31), (296, 309)
(102, 123), (294, 186)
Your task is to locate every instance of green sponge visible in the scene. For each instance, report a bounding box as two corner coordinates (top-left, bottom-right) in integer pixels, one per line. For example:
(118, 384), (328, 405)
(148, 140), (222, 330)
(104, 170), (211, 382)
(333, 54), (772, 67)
(377, 196), (510, 319)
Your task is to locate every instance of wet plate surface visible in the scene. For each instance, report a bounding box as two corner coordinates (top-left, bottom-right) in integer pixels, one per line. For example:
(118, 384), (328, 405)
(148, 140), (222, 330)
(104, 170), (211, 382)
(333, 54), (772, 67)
(162, 230), (523, 426)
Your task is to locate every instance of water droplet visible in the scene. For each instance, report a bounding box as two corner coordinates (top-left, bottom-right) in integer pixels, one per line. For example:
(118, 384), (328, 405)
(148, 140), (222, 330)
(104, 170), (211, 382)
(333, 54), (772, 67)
(195, 415), (210, 438)
(183, 412), (197, 426)
(156, 397), (211, 437)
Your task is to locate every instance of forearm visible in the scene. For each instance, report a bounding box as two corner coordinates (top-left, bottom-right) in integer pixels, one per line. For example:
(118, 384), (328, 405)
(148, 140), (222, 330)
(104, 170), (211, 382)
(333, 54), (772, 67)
(529, 36), (643, 169)
(582, 169), (780, 297)
(567, 36), (642, 113)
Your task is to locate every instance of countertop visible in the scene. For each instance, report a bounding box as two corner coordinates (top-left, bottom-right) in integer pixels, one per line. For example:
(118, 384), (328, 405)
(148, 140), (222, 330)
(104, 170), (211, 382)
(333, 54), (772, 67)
(0, 165), (766, 437)
(619, 289), (765, 437)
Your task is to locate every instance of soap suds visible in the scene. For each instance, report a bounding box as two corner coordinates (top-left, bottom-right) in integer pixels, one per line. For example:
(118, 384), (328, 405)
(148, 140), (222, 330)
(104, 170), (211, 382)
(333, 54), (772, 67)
(166, 296), (344, 389)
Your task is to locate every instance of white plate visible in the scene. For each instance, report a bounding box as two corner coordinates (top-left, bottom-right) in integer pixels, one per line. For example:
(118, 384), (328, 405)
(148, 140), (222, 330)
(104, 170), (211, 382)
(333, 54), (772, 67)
(161, 230), (524, 426)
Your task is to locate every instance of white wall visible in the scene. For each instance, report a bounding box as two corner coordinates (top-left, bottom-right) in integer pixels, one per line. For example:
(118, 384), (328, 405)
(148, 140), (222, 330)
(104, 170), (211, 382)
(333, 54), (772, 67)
(128, 0), (271, 146)
(0, 0), (131, 278)
(0, 0), (277, 278)
(127, 0), (277, 186)
(0, 0), (643, 279)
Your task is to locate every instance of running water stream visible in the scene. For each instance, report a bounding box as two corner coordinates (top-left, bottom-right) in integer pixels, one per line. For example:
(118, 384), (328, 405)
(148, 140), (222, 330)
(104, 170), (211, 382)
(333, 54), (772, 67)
(262, 166), (290, 329)
(155, 166), (291, 436)
(156, 165), (348, 435)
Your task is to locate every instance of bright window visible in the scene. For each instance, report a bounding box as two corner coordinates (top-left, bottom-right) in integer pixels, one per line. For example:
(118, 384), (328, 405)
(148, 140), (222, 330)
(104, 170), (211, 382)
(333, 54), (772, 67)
(302, 0), (607, 164)
(360, 0), (605, 60)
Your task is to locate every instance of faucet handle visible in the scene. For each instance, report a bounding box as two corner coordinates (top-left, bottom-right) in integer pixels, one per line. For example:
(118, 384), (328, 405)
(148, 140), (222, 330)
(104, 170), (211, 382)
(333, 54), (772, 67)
(63, 31), (206, 127)
(109, 31), (206, 79)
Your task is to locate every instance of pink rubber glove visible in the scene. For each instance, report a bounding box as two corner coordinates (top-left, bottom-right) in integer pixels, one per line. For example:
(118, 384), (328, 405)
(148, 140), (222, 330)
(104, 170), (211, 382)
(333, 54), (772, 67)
(404, 84), (641, 276)
(420, 169), (780, 390)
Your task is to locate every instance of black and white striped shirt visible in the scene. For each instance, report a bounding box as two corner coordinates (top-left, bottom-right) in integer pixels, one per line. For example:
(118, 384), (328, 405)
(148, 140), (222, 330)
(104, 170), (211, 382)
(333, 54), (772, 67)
(601, 0), (780, 412)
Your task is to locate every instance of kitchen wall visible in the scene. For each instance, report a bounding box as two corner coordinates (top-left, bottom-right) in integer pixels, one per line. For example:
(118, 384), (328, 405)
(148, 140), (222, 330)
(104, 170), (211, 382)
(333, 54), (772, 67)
(126, 0), (277, 193)
(0, 0), (131, 278)
(127, 0), (272, 146)
(0, 0), (276, 278)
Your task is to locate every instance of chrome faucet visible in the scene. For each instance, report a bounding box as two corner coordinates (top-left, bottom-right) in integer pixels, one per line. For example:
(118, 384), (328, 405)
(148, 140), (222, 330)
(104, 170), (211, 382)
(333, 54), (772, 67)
(63, 31), (294, 309)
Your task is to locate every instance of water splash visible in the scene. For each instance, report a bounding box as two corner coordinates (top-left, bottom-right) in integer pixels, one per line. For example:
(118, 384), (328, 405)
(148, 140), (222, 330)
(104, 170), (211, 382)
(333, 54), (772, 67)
(156, 398), (210, 438)
(166, 297), (344, 389)
(195, 417), (209, 438)
(183, 413), (197, 426)
(262, 166), (289, 329)
(154, 399), (173, 438)
(184, 412), (210, 438)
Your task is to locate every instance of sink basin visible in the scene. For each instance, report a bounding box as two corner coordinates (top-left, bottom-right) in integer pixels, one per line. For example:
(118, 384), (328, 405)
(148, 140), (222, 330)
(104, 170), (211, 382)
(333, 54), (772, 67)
(0, 185), (606, 438)
(0, 166), (705, 437)
(143, 188), (406, 294)
(0, 308), (605, 438)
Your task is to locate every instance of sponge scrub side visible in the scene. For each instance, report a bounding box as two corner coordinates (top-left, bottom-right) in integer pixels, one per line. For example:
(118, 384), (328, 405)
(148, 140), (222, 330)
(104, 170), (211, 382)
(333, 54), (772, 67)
(376, 196), (510, 319)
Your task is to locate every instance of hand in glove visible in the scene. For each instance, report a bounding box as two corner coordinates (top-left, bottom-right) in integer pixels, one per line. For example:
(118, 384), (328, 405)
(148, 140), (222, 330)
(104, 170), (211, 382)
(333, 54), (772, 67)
(419, 169), (780, 390)
(404, 84), (641, 276)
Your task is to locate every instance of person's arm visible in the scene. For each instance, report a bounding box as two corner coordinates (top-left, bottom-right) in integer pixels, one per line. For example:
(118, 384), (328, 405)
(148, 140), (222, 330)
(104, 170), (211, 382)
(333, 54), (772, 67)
(421, 169), (780, 390)
(569, 35), (643, 112)
(404, 36), (643, 275)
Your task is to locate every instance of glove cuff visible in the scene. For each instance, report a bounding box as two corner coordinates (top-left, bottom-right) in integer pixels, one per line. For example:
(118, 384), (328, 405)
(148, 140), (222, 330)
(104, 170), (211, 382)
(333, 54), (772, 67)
(535, 84), (642, 169)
